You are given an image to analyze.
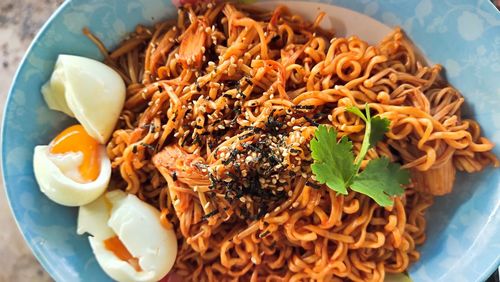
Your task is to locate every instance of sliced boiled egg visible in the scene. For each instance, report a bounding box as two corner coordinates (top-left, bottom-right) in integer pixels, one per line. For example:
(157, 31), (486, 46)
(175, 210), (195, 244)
(33, 124), (111, 206)
(41, 54), (126, 144)
(77, 190), (177, 282)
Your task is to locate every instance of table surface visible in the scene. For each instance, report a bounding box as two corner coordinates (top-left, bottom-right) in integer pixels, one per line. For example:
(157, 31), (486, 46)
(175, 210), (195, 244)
(0, 1), (62, 281)
(0, 1), (498, 282)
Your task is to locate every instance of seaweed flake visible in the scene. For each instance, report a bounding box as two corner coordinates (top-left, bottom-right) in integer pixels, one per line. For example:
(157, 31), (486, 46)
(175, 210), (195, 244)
(202, 209), (219, 220)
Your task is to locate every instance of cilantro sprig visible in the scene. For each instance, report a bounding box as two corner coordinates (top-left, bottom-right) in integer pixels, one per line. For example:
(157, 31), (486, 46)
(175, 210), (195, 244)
(310, 104), (409, 206)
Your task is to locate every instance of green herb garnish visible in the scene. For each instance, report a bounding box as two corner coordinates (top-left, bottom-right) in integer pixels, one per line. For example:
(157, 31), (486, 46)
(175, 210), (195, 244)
(310, 104), (409, 206)
(384, 273), (413, 282)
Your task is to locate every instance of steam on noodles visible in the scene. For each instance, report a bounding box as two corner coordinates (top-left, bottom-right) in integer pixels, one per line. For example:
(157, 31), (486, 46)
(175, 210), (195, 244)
(85, 2), (498, 281)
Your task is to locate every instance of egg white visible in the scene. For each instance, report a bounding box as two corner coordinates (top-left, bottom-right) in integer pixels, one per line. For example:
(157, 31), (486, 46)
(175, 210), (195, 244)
(33, 145), (111, 206)
(41, 54), (126, 144)
(77, 190), (178, 282)
(48, 150), (85, 183)
(77, 191), (117, 239)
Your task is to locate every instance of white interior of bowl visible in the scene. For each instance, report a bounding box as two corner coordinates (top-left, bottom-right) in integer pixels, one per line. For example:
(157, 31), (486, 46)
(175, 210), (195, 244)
(252, 1), (392, 44)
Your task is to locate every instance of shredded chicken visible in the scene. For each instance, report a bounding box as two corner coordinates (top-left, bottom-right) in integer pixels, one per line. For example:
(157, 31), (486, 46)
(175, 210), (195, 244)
(152, 145), (209, 186)
(178, 19), (207, 67)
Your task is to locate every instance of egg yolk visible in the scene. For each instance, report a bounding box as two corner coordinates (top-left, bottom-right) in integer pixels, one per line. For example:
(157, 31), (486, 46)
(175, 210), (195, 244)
(104, 236), (142, 271)
(49, 124), (101, 182)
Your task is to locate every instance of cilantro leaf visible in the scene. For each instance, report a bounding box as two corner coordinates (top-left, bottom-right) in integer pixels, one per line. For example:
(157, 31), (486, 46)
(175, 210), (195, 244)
(385, 273), (413, 282)
(310, 105), (409, 207)
(369, 117), (390, 148)
(350, 157), (409, 206)
(346, 106), (367, 122)
(347, 105), (390, 168)
(310, 125), (355, 195)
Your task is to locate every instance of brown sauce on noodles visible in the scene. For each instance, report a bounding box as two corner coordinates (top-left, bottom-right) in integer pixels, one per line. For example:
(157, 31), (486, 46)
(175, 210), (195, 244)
(85, 2), (498, 281)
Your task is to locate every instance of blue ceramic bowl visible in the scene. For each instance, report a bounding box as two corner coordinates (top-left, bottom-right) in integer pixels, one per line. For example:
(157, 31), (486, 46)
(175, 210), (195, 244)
(2, 0), (499, 281)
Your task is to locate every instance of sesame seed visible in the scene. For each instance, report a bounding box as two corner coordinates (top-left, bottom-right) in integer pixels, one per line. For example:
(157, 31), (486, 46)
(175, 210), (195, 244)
(204, 202), (210, 209)
(173, 199), (180, 206)
(288, 191), (293, 197)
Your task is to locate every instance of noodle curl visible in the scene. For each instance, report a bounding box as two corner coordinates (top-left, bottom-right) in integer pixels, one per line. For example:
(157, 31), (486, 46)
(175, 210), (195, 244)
(86, 2), (499, 281)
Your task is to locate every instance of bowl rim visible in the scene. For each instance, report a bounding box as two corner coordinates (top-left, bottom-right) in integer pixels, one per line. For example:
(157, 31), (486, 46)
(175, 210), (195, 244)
(1, 1), (499, 282)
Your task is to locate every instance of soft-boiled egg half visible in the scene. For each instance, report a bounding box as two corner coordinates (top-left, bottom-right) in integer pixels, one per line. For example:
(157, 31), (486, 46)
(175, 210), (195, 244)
(42, 54), (125, 144)
(33, 124), (111, 206)
(34, 54), (125, 206)
(78, 190), (177, 282)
